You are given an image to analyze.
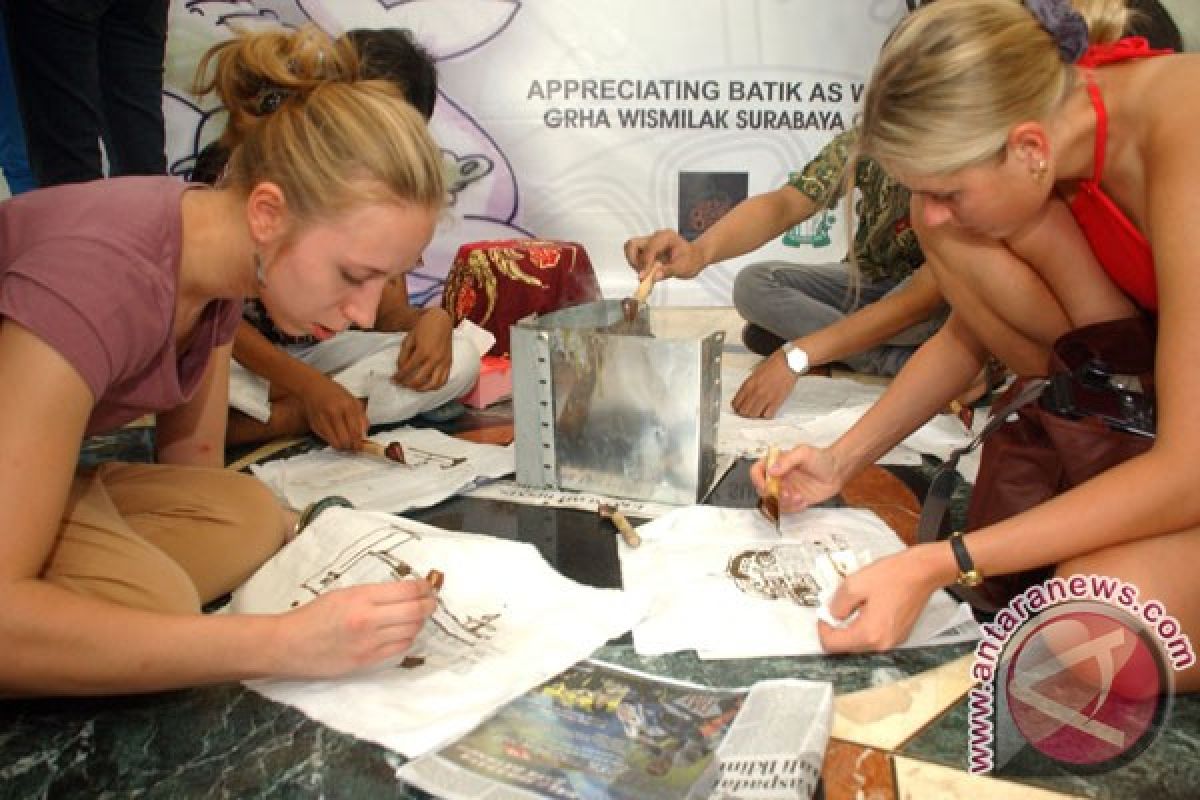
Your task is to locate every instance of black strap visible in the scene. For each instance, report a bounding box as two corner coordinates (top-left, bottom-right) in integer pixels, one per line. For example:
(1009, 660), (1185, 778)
(915, 379), (1049, 545)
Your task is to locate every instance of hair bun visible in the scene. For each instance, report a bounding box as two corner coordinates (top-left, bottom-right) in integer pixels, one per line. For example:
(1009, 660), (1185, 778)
(1024, 0), (1089, 63)
(255, 87), (294, 115)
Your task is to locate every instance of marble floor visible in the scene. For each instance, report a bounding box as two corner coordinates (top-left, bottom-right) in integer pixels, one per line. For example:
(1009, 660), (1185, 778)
(5, 308), (1198, 799)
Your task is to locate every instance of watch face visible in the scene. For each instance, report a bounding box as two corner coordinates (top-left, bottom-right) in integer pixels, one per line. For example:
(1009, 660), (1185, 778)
(785, 346), (809, 375)
(959, 569), (984, 587)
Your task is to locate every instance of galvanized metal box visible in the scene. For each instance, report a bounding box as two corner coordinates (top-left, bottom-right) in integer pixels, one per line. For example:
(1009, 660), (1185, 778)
(511, 300), (724, 505)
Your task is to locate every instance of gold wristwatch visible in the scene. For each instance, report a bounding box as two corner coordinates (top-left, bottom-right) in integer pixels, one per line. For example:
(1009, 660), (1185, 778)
(949, 531), (984, 587)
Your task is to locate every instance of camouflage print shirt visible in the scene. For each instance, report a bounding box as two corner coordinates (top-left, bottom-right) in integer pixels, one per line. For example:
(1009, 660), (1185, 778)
(786, 129), (923, 284)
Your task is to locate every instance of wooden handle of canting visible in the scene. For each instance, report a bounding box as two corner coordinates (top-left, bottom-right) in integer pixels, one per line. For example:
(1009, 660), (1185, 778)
(360, 440), (388, 459)
(610, 510), (642, 548)
(764, 445), (781, 500)
(633, 271), (656, 304)
(361, 440), (406, 463)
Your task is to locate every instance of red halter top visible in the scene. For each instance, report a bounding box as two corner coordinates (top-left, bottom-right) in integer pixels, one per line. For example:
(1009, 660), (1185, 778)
(1069, 37), (1172, 311)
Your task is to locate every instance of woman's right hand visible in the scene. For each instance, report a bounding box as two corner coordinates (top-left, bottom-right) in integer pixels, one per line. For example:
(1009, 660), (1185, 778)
(623, 229), (706, 281)
(274, 579), (438, 678)
(300, 374), (369, 450)
(749, 443), (846, 513)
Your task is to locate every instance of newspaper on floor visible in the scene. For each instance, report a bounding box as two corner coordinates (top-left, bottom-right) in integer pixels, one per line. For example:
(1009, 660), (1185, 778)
(228, 508), (646, 757)
(399, 659), (833, 800)
(620, 506), (979, 659)
(249, 426), (515, 512)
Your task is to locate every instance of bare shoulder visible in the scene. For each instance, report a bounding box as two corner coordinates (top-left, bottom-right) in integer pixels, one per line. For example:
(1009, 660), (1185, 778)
(1128, 54), (1200, 127)
(1112, 56), (1200, 192)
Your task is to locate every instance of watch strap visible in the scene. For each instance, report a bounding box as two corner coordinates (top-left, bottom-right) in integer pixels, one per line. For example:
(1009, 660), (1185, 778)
(949, 531), (984, 587)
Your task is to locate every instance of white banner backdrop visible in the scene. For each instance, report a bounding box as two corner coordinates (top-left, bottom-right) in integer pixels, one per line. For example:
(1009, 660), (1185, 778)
(164, 1), (907, 307)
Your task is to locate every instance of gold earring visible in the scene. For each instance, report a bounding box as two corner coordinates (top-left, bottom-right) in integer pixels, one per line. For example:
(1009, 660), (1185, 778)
(1031, 159), (1048, 182)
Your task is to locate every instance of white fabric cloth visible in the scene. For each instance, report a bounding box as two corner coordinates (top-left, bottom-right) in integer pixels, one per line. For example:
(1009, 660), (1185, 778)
(229, 508), (646, 757)
(620, 505), (978, 659)
(250, 427), (515, 513)
(228, 320), (494, 425)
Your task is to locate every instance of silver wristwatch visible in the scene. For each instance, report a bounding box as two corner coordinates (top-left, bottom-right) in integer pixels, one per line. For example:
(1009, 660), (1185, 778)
(782, 342), (810, 376)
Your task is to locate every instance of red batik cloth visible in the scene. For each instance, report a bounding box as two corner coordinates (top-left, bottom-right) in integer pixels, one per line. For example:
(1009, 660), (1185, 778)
(443, 239), (601, 355)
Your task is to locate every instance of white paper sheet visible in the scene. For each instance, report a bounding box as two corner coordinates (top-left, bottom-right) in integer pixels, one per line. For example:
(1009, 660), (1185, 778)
(719, 408), (923, 467)
(620, 505), (978, 659)
(718, 366), (990, 481)
(249, 427), (515, 511)
(229, 508), (646, 757)
(721, 367), (888, 424)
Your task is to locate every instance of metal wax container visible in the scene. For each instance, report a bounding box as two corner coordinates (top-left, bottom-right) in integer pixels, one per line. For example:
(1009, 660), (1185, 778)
(511, 300), (724, 505)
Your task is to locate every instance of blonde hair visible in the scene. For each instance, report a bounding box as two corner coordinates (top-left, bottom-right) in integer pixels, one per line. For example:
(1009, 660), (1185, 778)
(192, 26), (445, 221)
(860, 0), (1130, 176)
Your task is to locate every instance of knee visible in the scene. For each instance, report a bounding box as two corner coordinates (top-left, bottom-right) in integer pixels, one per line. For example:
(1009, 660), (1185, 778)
(732, 264), (774, 319)
(1047, 555), (1186, 698)
(46, 558), (202, 616)
(222, 472), (290, 555)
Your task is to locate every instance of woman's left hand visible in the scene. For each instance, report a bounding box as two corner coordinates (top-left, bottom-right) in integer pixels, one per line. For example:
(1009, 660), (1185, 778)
(394, 308), (453, 391)
(732, 351), (799, 419)
(818, 543), (957, 653)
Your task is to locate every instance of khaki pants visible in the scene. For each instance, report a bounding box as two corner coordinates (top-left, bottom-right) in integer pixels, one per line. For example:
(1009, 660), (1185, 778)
(45, 463), (288, 613)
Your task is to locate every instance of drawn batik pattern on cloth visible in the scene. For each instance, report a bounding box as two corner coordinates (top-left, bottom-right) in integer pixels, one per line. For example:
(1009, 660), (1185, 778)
(230, 508), (646, 757)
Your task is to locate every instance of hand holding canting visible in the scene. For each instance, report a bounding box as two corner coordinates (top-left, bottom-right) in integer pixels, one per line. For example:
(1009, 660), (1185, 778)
(274, 579), (437, 677)
(749, 443), (845, 514)
(623, 229), (706, 281)
(300, 373), (370, 451)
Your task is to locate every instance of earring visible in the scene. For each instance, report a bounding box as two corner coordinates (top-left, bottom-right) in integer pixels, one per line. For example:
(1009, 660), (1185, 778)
(254, 251), (267, 288)
(1031, 159), (1048, 182)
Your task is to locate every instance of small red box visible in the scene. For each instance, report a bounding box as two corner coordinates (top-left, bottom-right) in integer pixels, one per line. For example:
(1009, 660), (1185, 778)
(460, 355), (513, 408)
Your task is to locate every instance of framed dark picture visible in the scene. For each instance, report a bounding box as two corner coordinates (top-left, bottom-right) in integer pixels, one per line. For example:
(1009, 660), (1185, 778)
(678, 171), (748, 241)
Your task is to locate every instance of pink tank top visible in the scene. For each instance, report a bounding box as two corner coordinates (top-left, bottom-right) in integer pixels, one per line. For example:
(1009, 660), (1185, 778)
(1069, 37), (1171, 311)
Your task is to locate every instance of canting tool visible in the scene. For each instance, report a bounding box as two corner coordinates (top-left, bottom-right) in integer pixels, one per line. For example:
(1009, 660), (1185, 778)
(360, 440), (406, 463)
(759, 445), (782, 533)
(610, 271), (656, 335)
(621, 271), (656, 324)
(598, 503), (642, 548)
(425, 569), (444, 591)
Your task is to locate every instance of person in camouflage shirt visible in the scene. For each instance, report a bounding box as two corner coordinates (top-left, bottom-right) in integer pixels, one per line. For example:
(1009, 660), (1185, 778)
(787, 129), (923, 286)
(625, 128), (947, 419)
